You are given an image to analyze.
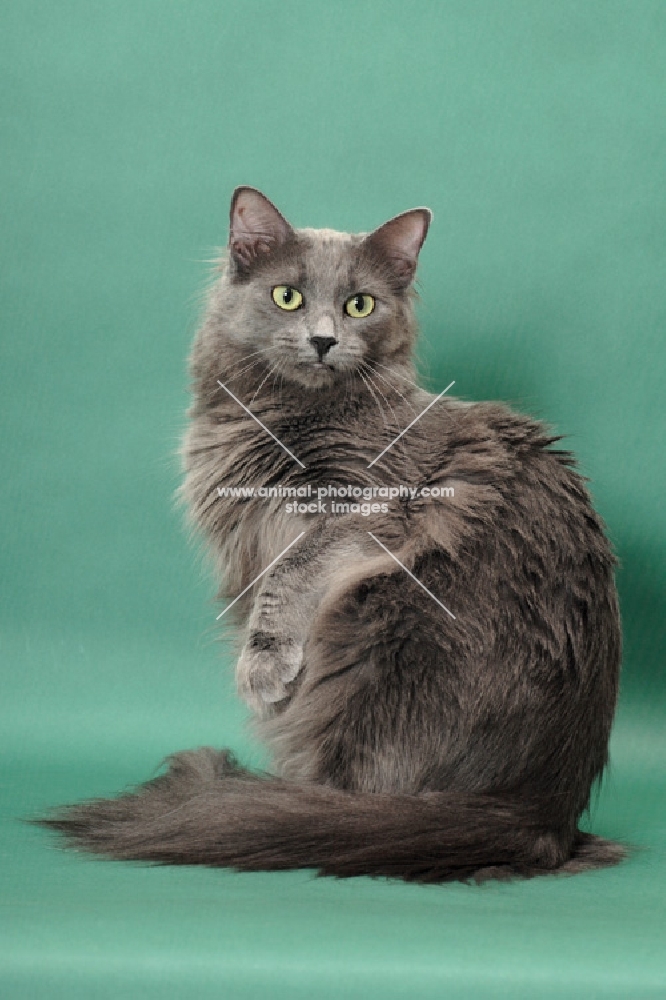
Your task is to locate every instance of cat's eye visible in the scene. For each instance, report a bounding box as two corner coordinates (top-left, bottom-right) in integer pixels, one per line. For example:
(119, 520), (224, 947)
(272, 285), (303, 311)
(344, 293), (375, 319)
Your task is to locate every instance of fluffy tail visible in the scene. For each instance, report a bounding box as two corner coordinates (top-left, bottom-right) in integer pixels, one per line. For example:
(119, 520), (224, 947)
(31, 747), (625, 883)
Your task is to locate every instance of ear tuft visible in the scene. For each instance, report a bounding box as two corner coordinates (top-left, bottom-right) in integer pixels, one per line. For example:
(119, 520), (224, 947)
(229, 187), (294, 270)
(362, 208), (432, 289)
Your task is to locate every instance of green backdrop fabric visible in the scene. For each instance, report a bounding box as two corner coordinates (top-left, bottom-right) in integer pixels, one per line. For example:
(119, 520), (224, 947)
(2, 1), (665, 996)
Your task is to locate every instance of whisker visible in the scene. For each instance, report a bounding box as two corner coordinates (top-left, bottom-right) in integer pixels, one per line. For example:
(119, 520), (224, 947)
(364, 363), (419, 419)
(360, 363), (410, 475)
(270, 357), (286, 410)
(357, 367), (389, 435)
(227, 346), (279, 371)
(278, 361), (286, 407)
(226, 347), (282, 383)
(225, 357), (266, 383)
(372, 361), (423, 391)
(345, 368), (353, 411)
(359, 362), (401, 434)
(249, 361), (281, 405)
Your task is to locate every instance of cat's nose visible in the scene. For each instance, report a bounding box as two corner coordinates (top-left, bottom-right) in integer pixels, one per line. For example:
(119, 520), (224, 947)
(309, 336), (337, 360)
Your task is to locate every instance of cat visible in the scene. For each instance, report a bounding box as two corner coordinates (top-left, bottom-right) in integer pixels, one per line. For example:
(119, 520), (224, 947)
(35, 186), (624, 883)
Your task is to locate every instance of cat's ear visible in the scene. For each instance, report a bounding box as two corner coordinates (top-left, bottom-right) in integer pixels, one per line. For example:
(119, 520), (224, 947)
(361, 208), (432, 289)
(229, 187), (294, 271)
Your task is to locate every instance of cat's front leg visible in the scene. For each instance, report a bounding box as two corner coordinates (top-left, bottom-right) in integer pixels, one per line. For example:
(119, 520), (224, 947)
(236, 629), (305, 711)
(234, 544), (311, 711)
(234, 523), (365, 712)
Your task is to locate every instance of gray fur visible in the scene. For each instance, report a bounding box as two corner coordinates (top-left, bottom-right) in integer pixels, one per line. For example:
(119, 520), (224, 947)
(34, 187), (624, 883)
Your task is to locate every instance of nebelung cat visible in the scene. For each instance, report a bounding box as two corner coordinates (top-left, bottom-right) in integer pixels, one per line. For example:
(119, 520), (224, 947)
(38, 187), (623, 882)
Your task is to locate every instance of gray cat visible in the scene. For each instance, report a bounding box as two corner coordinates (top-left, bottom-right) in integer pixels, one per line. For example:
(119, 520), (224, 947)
(36, 187), (624, 882)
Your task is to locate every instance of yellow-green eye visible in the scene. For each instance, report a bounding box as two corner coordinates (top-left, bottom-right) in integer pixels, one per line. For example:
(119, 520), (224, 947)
(344, 293), (375, 318)
(272, 285), (303, 311)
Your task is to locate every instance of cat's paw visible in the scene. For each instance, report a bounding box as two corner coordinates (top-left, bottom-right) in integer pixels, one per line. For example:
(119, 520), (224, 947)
(236, 633), (304, 711)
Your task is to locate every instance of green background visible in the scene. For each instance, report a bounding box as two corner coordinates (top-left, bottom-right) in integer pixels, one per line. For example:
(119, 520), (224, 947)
(2, 1), (665, 996)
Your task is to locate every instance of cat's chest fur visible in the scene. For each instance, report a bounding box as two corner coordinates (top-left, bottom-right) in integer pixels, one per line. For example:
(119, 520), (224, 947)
(209, 389), (427, 495)
(184, 390), (525, 610)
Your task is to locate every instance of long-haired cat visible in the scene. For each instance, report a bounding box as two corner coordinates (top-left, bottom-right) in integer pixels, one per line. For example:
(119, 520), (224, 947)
(36, 187), (624, 882)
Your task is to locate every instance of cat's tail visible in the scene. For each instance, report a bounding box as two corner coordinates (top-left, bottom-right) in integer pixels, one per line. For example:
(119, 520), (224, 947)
(31, 747), (625, 883)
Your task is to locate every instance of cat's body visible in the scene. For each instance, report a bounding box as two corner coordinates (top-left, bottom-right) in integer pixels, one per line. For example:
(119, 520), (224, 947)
(38, 188), (624, 882)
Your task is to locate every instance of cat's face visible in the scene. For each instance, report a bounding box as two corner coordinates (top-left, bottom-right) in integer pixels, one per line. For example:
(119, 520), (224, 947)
(216, 188), (431, 390)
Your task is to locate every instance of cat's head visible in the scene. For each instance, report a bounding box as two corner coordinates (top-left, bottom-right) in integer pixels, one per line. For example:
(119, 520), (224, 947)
(212, 187), (431, 390)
